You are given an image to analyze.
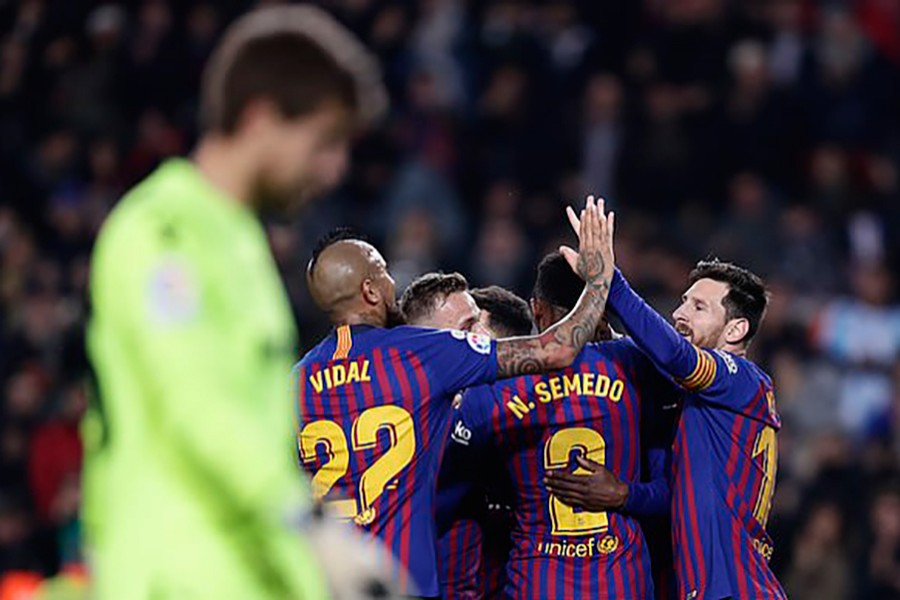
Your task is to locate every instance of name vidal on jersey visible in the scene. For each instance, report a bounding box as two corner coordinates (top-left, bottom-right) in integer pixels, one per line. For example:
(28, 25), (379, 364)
(308, 361), (371, 393)
(505, 372), (626, 420)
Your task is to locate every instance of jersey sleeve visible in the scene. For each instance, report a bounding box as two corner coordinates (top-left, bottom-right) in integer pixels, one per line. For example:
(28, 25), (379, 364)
(607, 270), (763, 412)
(620, 344), (675, 517)
(399, 327), (499, 397)
(624, 447), (671, 517)
(91, 212), (308, 521)
(456, 385), (498, 445)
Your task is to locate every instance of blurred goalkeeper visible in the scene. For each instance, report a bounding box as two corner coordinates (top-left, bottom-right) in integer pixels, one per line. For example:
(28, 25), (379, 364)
(83, 6), (388, 599)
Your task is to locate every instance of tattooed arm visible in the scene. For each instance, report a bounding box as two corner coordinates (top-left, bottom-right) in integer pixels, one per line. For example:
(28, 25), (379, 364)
(495, 196), (615, 377)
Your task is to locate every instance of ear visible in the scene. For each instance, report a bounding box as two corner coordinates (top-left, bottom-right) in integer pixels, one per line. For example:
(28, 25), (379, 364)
(361, 278), (380, 306)
(530, 297), (543, 324)
(724, 317), (750, 345)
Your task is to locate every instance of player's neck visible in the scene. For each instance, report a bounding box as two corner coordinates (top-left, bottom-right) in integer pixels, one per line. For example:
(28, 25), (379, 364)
(334, 310), (386, 329)
(719, 342), (747, 357)
(192, 136), (257, 208)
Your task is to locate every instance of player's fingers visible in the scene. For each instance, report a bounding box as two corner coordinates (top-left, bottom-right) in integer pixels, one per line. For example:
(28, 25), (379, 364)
(544, 473), (587, 492)
(595, 197), (606, 244)
(559, 246), (580, 276)
(582, 197), (596, 251)
(551, 492), (587, 509)
(608, 211), (615, 242)
(566, 205), (581, 237)
(575, 455), (604, 472)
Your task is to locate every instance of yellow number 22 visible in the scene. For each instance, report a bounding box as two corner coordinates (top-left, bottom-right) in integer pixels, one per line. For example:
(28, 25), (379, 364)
(299, 406), (416, 522)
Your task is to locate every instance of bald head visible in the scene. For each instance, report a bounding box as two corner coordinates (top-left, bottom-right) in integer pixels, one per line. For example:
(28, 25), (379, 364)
(307, 236), (399, 327)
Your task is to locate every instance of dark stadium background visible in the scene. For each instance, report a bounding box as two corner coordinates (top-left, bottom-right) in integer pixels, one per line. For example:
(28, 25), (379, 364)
(1, 0), (900, 598)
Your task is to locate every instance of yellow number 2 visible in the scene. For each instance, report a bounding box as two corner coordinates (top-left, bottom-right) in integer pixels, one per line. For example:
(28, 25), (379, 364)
(299, 406), (416, 522)
(752, 426), (777, 527)
(544, 427), (608, 536)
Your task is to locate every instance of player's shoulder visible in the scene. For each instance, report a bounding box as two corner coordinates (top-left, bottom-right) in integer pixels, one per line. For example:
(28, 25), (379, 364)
(97, 160), (214, 251)
(582, 338), (643, 365)
(707, 348), (771, 385)
(383, 326), (492, 354)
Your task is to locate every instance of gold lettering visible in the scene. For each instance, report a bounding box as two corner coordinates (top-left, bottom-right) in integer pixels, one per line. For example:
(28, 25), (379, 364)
(549, 377), (563, 400)
(583, 373), (595, 396)
(347, 362), (360, 384)
(563, 374), (582, 397)
(595, 375), (610, 397)
(576, 543), (588, 557)
(535, 382), (551, 403)
(323, 368), (333, 389)
(360, 360), (371, 382)
(610, 380), (624, 402)
(549, 543), (562, 556)
(566, 543), (577, 557)
(309, 371), (324, 394)
(332, 365), (346, 386)
(588, 537), (595, 556)
(507, 395), (531, 420)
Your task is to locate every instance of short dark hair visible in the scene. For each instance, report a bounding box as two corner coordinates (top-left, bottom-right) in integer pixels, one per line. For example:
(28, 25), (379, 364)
(400, 272), (469, 324)
(689, 259), (768, 344)
(470, 286), (534, 337)
(201, 6), (386, 134)
(308, 227), (365, 274)
(532, 251), (583, 311)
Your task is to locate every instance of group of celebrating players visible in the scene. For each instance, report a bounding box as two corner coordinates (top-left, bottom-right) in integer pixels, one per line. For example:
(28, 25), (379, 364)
(297, 195), (786, 600)
(82, 5), (787, 600)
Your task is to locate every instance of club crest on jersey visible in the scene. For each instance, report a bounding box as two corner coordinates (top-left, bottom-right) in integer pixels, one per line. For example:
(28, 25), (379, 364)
(597, 534), (619, 555)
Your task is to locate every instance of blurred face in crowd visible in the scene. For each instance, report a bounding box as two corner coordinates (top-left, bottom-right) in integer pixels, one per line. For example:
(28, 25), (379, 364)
(672, 278), (748, 350)
(871, 491), (900, 542)
(248, 100), (353, 212)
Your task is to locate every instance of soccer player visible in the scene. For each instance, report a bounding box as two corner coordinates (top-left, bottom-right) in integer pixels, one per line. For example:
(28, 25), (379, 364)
(401, 279), (532, 600)
(454, 251), (676, 599)
(551, 206), (786, 599)
(84, 6), (389, 599)
(296, 197), (614, 598)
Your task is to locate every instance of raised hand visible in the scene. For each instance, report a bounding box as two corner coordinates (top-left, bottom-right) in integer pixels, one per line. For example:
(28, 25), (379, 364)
(559, 195), (615, 288)
(494, 199), (612, 377)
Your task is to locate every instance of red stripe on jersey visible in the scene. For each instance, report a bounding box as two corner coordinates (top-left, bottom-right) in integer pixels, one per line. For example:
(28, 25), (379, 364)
(407, 353), (432, 450)
(387, 347), (414, 590)
(369, 348), (398, 584)
(682, 434), (707, 593)
(732, 514), (750, 599)
(634, 535), (646, 599)
(612, 553), (626, 598)
(612, 359), (638, 481)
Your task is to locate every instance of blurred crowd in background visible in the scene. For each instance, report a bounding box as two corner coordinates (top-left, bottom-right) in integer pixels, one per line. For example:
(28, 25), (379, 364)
(1, 0), (900, 597)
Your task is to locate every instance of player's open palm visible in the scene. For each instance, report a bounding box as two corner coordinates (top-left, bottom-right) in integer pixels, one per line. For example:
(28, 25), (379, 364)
(560, 195), (615, 289)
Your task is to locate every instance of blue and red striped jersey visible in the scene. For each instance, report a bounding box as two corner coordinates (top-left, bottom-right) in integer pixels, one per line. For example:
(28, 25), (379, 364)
(437, 518), (483, 600)
(295, 324), (498, 597)
(435, 401), (515, 600)
(608, 270), (787, 600)
(460, 339), (676, 599)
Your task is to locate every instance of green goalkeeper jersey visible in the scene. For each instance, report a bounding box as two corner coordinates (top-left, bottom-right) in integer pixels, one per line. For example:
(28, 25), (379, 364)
(83, 158), (328, 599)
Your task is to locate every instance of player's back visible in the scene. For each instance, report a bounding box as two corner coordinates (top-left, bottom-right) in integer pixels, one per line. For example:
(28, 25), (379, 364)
(464, 339), (663, 599)
(85, 159), (317, 598)
(296, 325), (498, 597)
(672, 350), (785, 600)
